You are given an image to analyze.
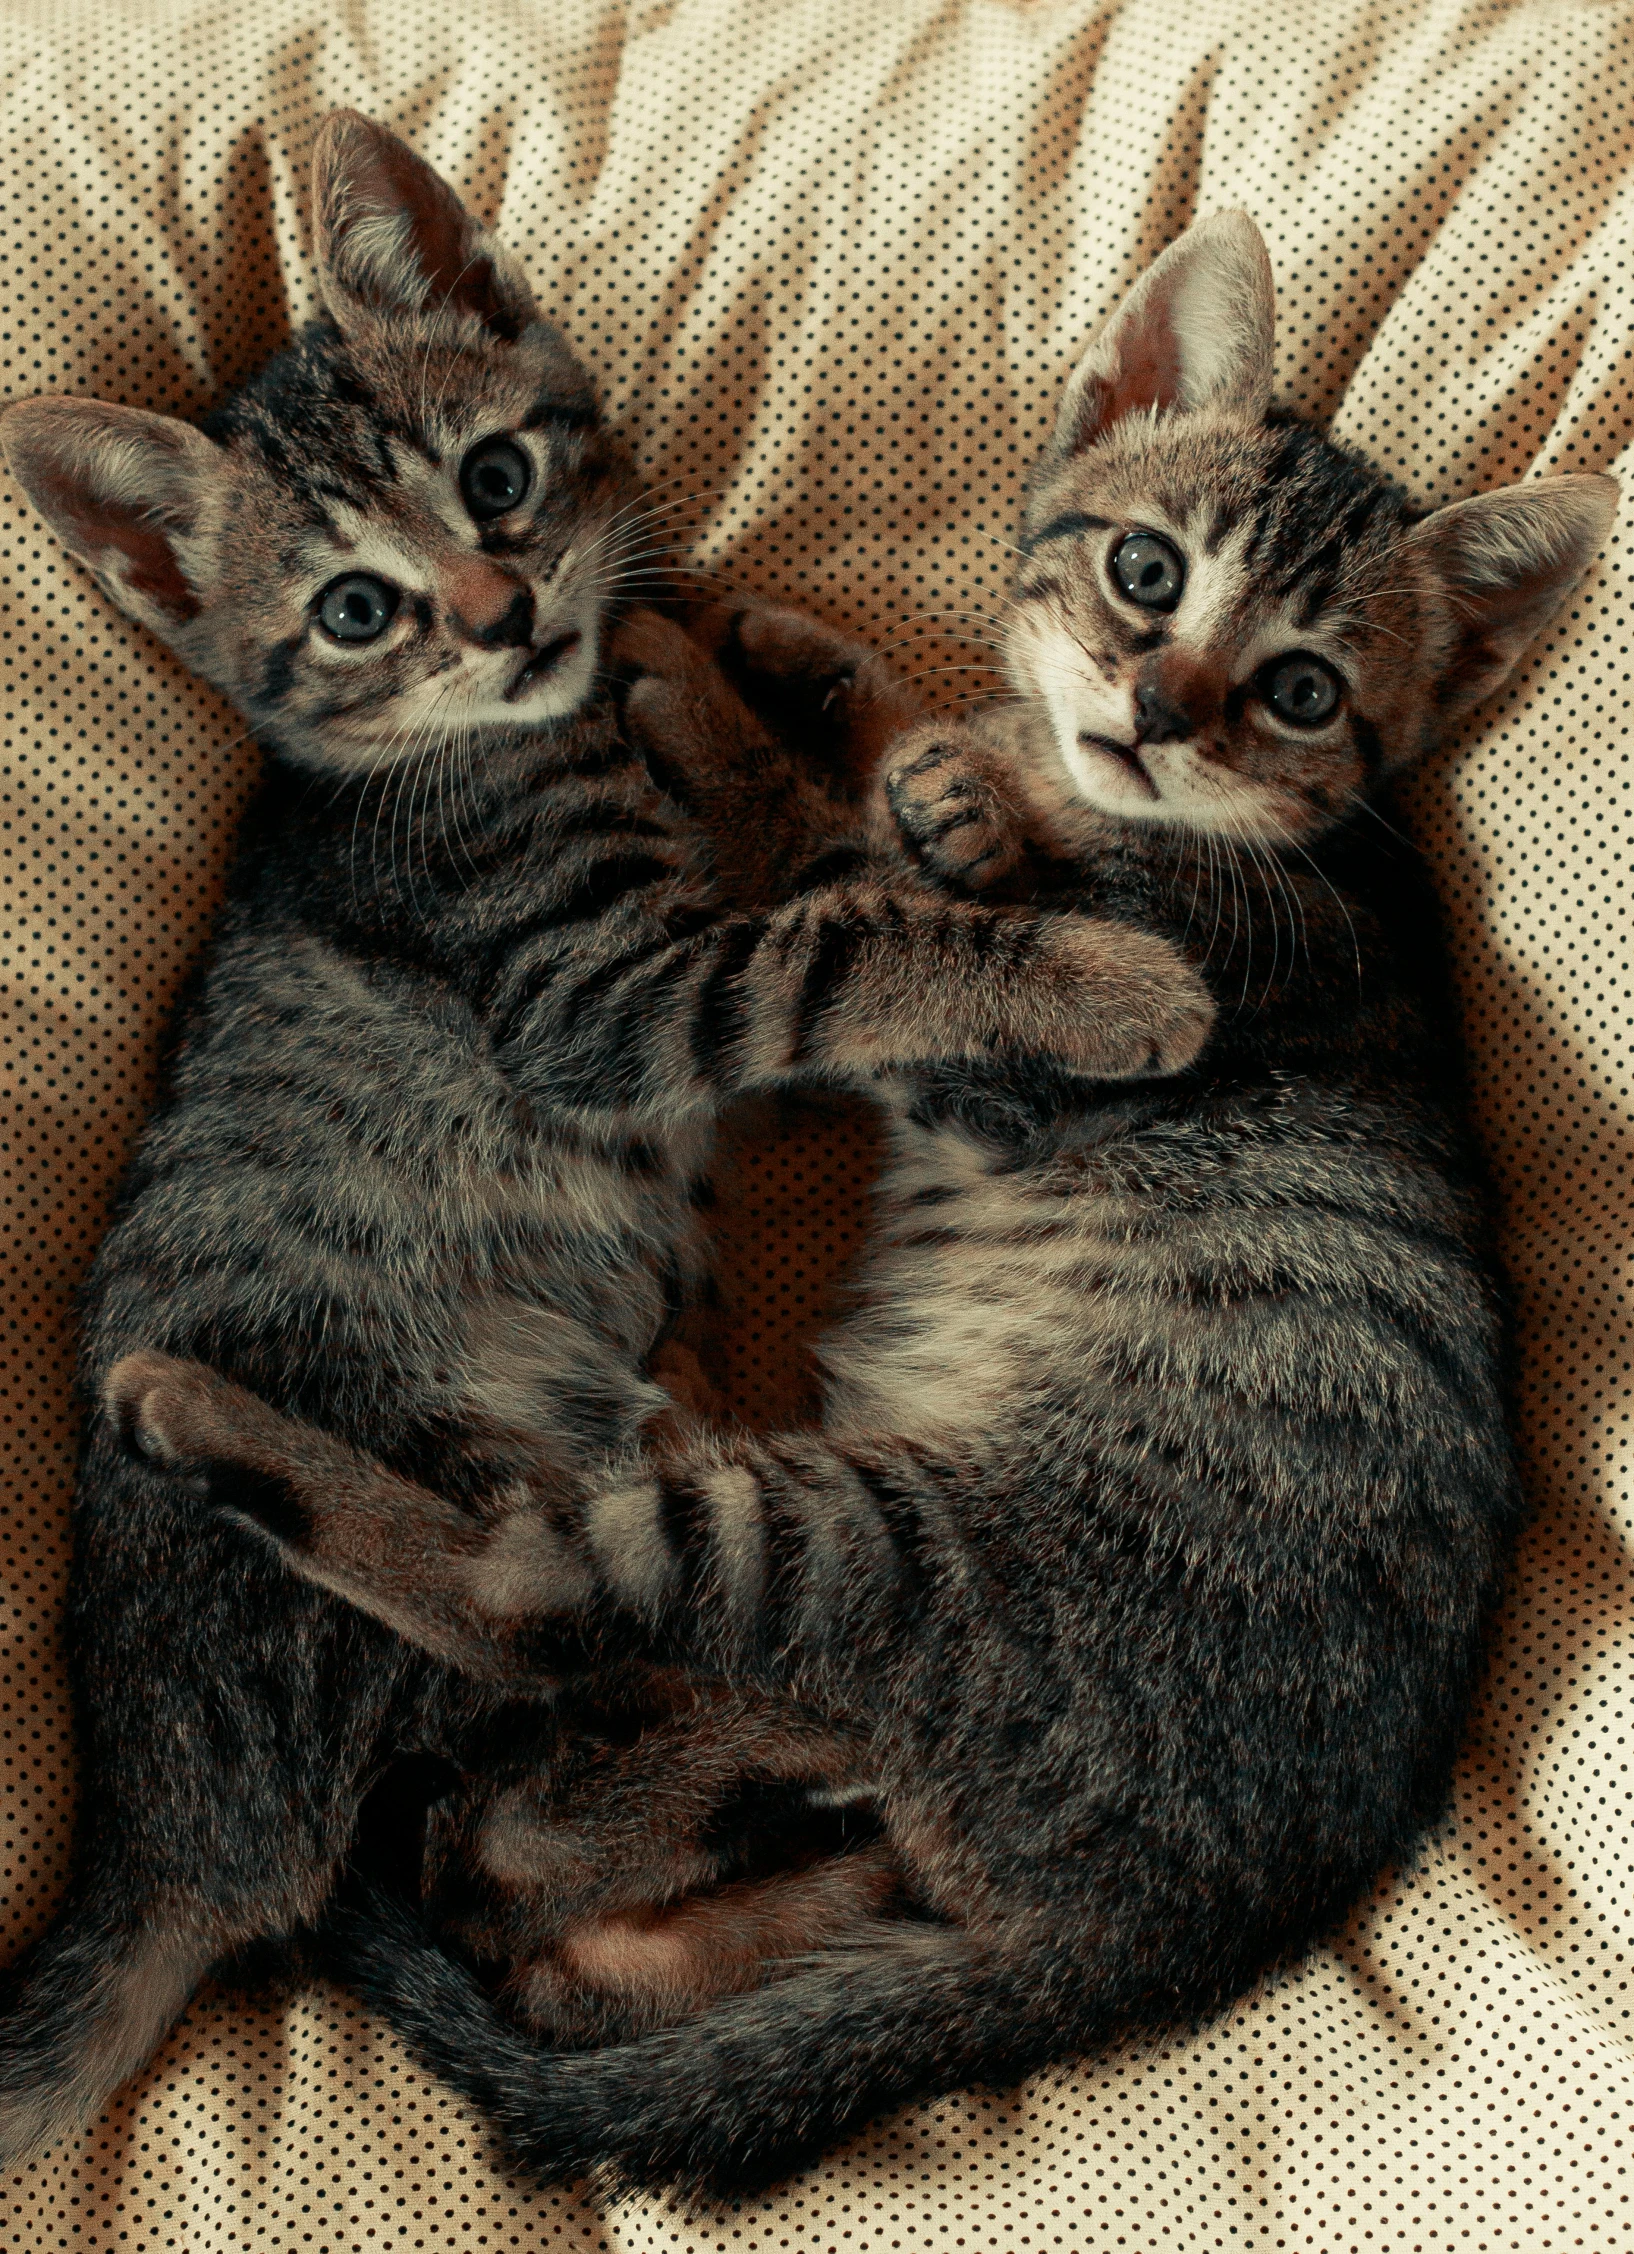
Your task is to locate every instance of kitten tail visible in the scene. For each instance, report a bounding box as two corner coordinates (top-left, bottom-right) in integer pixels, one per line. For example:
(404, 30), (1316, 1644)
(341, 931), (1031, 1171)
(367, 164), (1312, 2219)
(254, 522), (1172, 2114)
(0, 1887), (212, 2166)
(322, 1886), (1063, 2195)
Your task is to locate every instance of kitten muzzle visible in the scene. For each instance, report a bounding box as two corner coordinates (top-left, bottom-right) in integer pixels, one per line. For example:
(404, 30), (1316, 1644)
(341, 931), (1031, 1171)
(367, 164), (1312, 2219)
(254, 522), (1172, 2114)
(1078, 733), (1160, 801)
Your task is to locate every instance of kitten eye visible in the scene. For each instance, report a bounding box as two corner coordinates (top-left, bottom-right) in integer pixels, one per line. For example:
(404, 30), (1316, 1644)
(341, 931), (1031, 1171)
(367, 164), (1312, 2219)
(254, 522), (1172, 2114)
(1111, 531), (1185, 611)
(460, 437), (532, 522)
(317, 574), (399, 644)
(1261, 652), (1343, 727)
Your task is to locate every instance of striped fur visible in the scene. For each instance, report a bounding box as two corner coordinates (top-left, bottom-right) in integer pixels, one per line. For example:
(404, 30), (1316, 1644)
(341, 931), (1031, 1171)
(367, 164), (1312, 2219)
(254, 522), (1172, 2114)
(106, 215), (1624, 2193)
(0, 115), (1214, 2169)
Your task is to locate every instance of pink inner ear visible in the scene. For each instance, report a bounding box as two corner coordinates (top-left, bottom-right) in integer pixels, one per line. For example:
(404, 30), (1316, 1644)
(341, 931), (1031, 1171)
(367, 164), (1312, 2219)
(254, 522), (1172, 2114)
(1069, 294), (1186, 450)
(35, 469), (200, 624)
(1102, 294), (1185, 425)
(348, 138), (519, 339)
(110, 520), (201, 622)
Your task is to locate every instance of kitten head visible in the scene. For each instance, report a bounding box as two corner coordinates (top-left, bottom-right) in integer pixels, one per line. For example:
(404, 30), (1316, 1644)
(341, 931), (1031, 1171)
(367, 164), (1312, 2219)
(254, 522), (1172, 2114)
(0, 112), (635, 775)
(1010, 210), (1618, 842)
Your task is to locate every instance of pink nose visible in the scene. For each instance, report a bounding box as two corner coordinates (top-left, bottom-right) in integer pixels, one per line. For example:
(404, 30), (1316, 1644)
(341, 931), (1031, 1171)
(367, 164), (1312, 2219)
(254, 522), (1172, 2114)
(1132, 650), (1226, 744)
(442, 556), (534, 648)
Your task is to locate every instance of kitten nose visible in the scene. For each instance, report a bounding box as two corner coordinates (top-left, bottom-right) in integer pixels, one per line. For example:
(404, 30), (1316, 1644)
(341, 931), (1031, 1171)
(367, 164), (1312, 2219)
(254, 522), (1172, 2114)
(1133, 681), (1192, 745)
(1132, 653), (1222, 745)
(444, 558), (536, 649)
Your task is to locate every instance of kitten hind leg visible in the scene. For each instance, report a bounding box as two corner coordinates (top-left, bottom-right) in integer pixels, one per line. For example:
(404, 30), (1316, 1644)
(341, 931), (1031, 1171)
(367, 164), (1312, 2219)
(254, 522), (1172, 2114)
(104, 1351), (579, 1683)
(455, 1690), (898, 2042)
(518, 1847), (905, 2041)
(1, 1403), (415, 2167)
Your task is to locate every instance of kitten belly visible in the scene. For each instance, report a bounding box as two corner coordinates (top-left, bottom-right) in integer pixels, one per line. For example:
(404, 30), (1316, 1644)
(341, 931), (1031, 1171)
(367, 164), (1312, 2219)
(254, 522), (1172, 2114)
(434, 1127), (714, 1456)
(818, 1118), (1089, 1452)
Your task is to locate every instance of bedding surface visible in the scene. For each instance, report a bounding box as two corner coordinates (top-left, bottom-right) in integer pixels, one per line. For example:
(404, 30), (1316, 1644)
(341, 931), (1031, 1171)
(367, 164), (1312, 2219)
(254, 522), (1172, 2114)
(2, 1), (1632, 2246)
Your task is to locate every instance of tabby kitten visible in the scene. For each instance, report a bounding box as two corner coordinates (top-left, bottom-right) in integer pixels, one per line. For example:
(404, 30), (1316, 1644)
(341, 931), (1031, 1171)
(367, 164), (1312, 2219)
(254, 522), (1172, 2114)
(0, 112), (1208, 2166)
(120, 212), (1618, 2193)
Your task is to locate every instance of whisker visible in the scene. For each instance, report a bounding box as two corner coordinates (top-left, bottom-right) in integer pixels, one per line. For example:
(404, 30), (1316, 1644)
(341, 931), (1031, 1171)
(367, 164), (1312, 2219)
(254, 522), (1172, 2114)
(363, 676), (464, 923)
(872, 604), (1018, 646)
(957, 524), (1032, 564)
(598, 484), (731, 544)
(1270, 815), (1363, 996)
(884, 661), (1006, 693)
(1351, 794), (1418, 853)
(351, 711), (423, 918)
(1231, 819), (1282, 1013)
(873, 627), (1010, 666)
(917, 685), (1008, 719)
(1179, 823), (1207, 952)
(1245, 827), (1291, 1003)
(1261, 823), (1311, 987)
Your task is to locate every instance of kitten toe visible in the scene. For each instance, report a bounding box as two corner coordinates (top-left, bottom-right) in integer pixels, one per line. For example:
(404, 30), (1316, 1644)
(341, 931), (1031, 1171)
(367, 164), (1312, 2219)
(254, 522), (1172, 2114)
(688, 599), (917, 783)
(726, 601), (873, 687)
(104, 1350), (227, 1470)
(886, 742), (1019, 886)
(1107, 949), (1217, 1080)
(1038, 924), (1217, 1082)
(1142, 974), (1217, 1077)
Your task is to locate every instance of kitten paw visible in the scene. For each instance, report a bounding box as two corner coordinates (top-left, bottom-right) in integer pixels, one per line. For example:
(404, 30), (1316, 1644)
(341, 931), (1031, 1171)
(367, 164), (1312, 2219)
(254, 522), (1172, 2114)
(683, 599), (918, 788)
(885, 735), (1021, 888)
(1043, 921), (1216, 1080)
(104, 1350), (245, 1470)
(612, 607), (764, 783)
(685, 599), (866, 698)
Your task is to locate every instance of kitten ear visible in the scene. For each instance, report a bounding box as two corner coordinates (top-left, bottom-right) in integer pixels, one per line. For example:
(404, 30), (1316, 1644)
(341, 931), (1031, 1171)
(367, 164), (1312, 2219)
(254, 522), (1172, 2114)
(0, 396), (221, 636)
(1054, 210), (1276, 454)
(313, 109), (536, 343)
(1407, 472), (1619, 719)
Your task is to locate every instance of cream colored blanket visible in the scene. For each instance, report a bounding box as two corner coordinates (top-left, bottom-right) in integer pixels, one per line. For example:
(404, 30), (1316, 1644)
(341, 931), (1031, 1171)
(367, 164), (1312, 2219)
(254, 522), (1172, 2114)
(3, 1), (1631, 2246)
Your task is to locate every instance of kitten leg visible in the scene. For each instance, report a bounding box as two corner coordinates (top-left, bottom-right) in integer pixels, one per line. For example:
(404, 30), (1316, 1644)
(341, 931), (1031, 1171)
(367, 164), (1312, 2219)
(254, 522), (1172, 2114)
(586, 620), (1217, 1093)
(103, 1351), (580, 1683)
(525, 1848), (904, 2041)
(462, 1691), (895, 2042)
(110, 1350), (1000, 1741)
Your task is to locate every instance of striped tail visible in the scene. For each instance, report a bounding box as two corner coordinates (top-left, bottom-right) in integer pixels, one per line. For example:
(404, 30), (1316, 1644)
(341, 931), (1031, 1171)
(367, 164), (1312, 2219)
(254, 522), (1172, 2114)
(574, 1429), (970, 1690)
(103, 1352), (974, 1702)
(321, 1883), (1058, 2194)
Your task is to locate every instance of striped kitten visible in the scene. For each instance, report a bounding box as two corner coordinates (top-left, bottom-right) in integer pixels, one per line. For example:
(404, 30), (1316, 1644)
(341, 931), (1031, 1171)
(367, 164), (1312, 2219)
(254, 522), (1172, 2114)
(117, 214), (1619, 2193)
(0, 114), (1212, 2166)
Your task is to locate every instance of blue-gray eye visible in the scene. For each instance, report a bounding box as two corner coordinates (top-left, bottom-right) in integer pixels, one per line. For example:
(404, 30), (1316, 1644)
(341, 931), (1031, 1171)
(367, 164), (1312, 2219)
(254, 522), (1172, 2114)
(460, 437), (532, 521)
(1262, 652), (1342, 726)
(1112, 531), (1185, 610)
(317, 574), (398, 643)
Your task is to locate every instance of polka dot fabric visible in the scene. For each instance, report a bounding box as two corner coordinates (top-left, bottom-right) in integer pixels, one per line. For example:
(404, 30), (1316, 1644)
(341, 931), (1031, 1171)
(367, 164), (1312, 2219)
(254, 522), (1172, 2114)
(2, 0), (1631, 2244)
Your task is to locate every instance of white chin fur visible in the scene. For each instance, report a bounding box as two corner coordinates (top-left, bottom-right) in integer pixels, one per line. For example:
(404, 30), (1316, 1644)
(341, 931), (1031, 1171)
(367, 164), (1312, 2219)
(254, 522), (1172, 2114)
(1049, 718), (1296, 840)
(1057, 730), (1171, 820)
(460, 612), (600, 730)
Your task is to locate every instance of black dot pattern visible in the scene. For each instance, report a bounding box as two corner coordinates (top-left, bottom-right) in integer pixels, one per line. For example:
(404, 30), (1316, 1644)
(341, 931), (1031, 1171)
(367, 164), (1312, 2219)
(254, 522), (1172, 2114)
(2, 2), (1631, 2246)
